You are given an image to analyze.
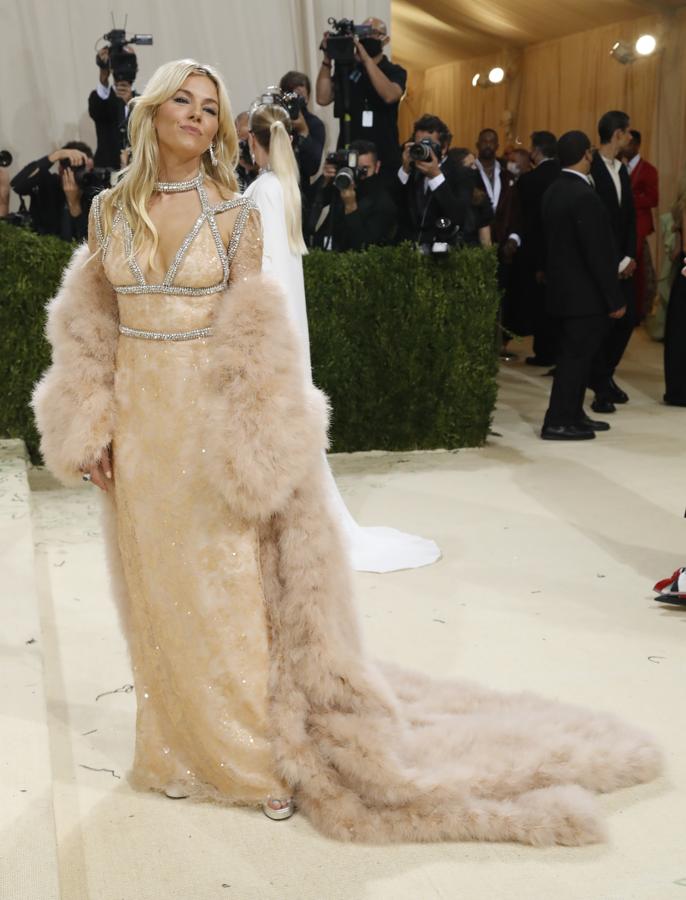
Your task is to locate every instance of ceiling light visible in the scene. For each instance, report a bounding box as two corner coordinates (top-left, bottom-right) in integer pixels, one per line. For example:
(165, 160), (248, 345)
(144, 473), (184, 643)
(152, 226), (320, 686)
(610, 40), (634, 65)
(488, 67), (505, 85)
(635, 34), (657, 56)
(471, 73), (481, 87)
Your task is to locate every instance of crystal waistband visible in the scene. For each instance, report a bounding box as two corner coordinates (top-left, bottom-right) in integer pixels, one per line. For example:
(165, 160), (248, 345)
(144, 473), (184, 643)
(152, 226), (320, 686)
(119, 324), (213, 342)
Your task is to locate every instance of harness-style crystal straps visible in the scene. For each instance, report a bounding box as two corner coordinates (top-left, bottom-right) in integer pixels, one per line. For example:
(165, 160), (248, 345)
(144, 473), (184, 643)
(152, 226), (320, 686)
(119, 324), (213, 341)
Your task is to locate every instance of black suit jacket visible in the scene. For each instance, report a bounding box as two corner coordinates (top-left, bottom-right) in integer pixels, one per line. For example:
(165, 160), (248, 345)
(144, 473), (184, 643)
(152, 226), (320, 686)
(88, 89), (134, 169)
(542, 171), (624, 318)
(312, 174), (397, 251)
(590, 152), (637, 263)
(517, 158), (560, 271)
(395, 156), (469, 244)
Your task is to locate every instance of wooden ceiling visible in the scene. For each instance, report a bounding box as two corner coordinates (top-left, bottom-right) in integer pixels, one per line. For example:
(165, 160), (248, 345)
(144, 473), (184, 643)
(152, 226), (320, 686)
(391, 0), (685, 69)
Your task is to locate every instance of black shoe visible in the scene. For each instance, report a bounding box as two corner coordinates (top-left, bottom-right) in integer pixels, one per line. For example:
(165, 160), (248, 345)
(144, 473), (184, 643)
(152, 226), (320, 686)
(591, 396), (616, 414)
(541, 424), (596, 441)
(579, 414), (610, 432)
(526, 356), (555, 367)
(608, 378), (629, 403)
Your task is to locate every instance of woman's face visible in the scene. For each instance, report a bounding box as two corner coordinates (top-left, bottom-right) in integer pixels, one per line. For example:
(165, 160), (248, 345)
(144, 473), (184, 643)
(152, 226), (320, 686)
(462, 152), (476, 169)
(155, 74), (219, 160)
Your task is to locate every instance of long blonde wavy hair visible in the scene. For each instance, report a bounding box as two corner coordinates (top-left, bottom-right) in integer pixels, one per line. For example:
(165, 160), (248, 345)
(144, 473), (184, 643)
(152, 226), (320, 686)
(249, 101), (307, 256)
(98, 59), (239, 266)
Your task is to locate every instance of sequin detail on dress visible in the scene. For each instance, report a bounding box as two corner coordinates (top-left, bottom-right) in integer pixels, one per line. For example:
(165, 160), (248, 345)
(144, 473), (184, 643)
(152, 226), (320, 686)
(91, 175), (254, 297)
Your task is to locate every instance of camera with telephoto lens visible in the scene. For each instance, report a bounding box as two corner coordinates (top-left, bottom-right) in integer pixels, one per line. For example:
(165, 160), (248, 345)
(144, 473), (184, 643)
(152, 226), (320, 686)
(59, 159), (111, 193)
(0, 150), (12, 167)
(322, 17), (374, 64)
(326, 149), (366, 190)
(409, 138), (442, 163)
(96, 27), (153, 84)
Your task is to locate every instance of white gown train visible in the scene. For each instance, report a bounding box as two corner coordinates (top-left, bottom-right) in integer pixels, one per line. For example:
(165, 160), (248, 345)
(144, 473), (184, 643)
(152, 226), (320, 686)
(244, 172), (441, 573)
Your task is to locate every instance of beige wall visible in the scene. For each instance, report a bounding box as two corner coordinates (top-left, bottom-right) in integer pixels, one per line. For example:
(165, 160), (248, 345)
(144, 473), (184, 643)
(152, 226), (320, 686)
(1, 0), (390, 208)
(397, 9), (686, 220)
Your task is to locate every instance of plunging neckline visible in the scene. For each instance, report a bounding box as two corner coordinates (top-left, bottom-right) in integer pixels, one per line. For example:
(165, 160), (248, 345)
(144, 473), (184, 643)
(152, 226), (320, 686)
(92, 177), (257, 297)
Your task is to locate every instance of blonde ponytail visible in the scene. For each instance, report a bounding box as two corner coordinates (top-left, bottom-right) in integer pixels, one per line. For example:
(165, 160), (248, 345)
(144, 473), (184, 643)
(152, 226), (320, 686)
(250, 103), (307, 256)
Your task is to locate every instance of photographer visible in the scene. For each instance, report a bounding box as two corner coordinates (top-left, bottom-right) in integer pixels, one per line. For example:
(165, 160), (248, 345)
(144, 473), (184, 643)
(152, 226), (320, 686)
(396, 115), (469, 248)
(279, 71), (325, 186)
(234, 112), (259, 192)
(446, 147), (494, 247)
(88, 46), (138, 170)
(0, 166), (9, 218)
(316, 17), (406, 179)
(310, 139), (397, 251)
(10, 142), (99, 241)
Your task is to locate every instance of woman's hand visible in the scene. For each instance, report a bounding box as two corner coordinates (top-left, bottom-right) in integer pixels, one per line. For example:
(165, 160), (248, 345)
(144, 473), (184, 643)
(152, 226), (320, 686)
(84, 446), (114, 492)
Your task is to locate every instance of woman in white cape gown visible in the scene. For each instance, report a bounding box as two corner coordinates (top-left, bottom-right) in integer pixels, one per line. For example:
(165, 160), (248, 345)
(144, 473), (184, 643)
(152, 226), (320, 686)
(244, 98), (440, 573)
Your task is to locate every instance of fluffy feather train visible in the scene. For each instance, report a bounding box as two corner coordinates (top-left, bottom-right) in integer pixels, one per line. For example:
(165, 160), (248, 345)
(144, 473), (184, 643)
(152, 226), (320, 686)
(33, 242), (662, 846)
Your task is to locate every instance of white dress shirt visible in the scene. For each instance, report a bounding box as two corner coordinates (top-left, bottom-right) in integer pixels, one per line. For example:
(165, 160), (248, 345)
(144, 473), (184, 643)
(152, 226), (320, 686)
(397, 164), (445, 193)
(599, 153), (632, 273)
(474, 158), (520, 247)
(562, 167), (591, 185)
(627, 154), (641, 175)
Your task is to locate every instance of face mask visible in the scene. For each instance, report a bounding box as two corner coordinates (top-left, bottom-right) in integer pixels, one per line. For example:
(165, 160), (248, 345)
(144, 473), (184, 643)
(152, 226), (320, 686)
(360, 38), (383, 57)
(507, 161), (520, 176)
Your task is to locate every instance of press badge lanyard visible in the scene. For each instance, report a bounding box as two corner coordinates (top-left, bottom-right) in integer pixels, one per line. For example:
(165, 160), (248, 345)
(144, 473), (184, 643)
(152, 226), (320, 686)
(350, 67), (374, 128)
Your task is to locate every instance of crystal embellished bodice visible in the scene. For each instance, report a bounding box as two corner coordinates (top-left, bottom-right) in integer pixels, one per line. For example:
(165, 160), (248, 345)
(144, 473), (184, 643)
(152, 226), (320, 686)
(91, 172), (256, 298)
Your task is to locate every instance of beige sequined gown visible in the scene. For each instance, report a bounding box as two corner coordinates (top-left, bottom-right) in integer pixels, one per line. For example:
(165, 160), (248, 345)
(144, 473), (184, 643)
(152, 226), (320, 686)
(91, 179), (287, 805)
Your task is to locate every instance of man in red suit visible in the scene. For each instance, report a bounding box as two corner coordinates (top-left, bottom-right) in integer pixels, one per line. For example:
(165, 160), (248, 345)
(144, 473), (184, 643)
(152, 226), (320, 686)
(621, 130), (659, 320)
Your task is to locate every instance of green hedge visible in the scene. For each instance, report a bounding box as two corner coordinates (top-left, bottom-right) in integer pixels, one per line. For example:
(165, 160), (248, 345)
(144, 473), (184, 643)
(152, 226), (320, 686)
(305, 245), (500, 450)
(0, 222), (499, 460)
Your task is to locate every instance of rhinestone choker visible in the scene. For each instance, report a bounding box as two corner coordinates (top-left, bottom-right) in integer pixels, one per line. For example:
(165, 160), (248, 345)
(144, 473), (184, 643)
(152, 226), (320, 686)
(155, 171), (204, 193)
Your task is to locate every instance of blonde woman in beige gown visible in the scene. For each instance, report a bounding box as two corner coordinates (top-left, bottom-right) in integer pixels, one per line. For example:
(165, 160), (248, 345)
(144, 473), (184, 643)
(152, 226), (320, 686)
(36, 60), (293, 819)
(33, 58), (663, 846)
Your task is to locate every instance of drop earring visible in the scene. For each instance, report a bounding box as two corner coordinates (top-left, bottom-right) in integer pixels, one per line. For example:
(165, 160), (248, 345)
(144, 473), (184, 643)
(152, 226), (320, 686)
(209, 143), (218, 166)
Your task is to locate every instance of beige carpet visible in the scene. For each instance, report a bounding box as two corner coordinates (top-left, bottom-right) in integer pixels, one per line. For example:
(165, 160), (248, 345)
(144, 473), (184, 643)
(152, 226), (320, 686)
(3, 329), (685, 900)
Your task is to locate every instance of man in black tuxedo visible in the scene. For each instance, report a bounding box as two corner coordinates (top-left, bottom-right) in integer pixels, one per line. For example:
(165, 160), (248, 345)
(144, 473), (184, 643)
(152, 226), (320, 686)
(88, 47), (137, 170)
(395, 114), (468, 249)
(540, 131), (626, 441)
(588, 110), (637, 413)
(518, 131), (560, 367)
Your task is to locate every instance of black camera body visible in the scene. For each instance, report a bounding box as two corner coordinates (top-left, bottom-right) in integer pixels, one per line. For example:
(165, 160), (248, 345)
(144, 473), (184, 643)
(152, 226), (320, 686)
(58, 159), (90, 188)
(97, 28), (153, 84)
(326, 149), (366, 190)
(59, 160), (111, 193)
(421, 216), (463, 256)
(284, 93), (307, 121)
(323, 17), (374, 64)
(409, 138), (442, 163)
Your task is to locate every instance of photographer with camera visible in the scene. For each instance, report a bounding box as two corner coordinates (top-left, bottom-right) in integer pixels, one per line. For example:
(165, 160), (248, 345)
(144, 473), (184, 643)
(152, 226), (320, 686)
(89, 46), (137, 169)
(234, 111), (260, 192)
(0, 163), (9, 218)
(9, 142), (100, 240)
(309, 139), (397, 251)
(88, 30), (151, 170)
(316, 17), (406, 180)
(396, 114), (469, 251)
(279, 71), (325, 187)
